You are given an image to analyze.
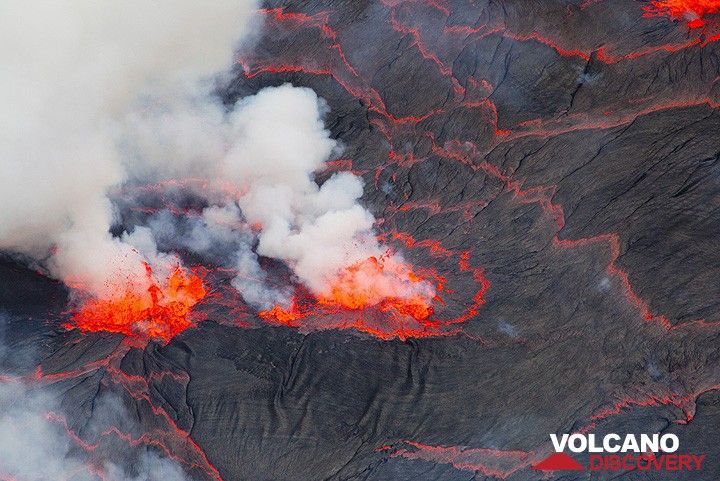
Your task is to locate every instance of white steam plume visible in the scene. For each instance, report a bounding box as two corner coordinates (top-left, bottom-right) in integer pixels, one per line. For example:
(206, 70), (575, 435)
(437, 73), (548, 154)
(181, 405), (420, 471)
(126, 84), (435, 309)
(0, 381), (195, 481)
(224, 86), (433, 303)
(0, 0), (259, 297)
(0, 0), (433, 314)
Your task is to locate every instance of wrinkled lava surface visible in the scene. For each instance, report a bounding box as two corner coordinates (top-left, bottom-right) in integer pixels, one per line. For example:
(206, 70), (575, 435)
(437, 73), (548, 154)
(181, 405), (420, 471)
(3, 1), (720, 480)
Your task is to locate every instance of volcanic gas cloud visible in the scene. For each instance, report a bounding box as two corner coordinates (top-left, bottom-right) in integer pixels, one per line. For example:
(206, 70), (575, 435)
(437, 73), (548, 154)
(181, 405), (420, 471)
(120, 83), (438, 339)
(0, 1), (436, 342)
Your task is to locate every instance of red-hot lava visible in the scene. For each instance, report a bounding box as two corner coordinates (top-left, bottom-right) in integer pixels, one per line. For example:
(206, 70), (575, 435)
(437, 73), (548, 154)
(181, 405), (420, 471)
(258, 303), (303, 327)
(68, 262), (206, 343)
(259, 245), (490, 340)
(318, 255), (434, 320)
(259, 254), (438, 339)
(381, 441), (534, 479)
(643, 0), (720, 28)
(6, 3), (718, 480)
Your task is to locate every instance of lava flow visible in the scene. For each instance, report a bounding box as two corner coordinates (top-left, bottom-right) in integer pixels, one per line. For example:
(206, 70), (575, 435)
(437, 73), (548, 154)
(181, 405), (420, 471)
(68, 262), (206, 343)
(643, 0), (720, 28)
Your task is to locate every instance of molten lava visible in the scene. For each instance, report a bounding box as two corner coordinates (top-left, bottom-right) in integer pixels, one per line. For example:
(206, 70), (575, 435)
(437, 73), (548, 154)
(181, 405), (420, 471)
(318, 255), (434, 320)
(258, 304), (302, 327)
(644, 0), (720, 28)
(70, 263), (206, 343)
(258, 255), (440, 339)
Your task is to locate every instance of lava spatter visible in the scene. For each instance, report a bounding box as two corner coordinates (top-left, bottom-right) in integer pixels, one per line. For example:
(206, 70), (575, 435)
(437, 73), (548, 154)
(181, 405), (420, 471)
(258, 303), (304, 327)
(69, 262), (206, 343)
(258, 254), (439, 339)
(258, 238), (491, 340)
(643, 0), (720, 28)
(241, 0), (718, 340)
(318, 255), (435, 319)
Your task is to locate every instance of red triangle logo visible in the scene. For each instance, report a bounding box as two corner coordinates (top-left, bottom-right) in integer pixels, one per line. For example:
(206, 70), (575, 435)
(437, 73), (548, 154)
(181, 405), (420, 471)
(533, 452), (585, 471)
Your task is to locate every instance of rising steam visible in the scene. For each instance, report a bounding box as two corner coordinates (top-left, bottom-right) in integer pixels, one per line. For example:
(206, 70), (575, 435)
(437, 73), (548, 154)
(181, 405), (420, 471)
(0, 0), (259, 299)
(128, 84), (435, 311)
(0, 381), (196, 481)
(0, 0), (435, 341)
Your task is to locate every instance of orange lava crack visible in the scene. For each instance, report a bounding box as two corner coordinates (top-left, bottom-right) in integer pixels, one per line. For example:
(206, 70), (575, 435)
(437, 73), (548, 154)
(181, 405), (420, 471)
(383, 440), (535, 479)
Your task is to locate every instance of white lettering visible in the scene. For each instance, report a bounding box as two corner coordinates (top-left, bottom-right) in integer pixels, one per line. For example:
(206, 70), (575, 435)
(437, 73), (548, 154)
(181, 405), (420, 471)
(603, 433), (621, 452)
(550, 434), (568, 452)
(568, 434), (587, 453)
(639, 434), (659, 453)
(587, 434), (603, 453)
(548, 433), (679, 454)
(621, 434), (640, 452)
(660, 434), (679, 453)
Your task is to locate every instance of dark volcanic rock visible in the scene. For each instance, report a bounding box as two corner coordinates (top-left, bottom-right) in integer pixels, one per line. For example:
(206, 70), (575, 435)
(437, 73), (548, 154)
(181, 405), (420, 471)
(3, 1), (720, 480)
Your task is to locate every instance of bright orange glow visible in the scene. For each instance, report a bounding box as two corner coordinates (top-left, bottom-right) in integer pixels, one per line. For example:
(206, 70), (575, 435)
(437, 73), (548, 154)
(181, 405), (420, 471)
(258, 304), (302, 326)
(317, 256), (434, 320)
(258, 255), (440, 339)
(644, 0), (720, 28)
(70, 263), (206, 343)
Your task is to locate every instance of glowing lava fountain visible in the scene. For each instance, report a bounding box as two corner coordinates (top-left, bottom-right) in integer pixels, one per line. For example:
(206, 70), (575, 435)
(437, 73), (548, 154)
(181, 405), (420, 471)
(68, 262), (206, 343)
(318, 255), (435, 319)
(259, 249), (488, 341)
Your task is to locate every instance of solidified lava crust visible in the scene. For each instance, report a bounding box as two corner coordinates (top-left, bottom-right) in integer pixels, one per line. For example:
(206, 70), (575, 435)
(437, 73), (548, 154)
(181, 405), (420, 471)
(3, 1), (720, 480)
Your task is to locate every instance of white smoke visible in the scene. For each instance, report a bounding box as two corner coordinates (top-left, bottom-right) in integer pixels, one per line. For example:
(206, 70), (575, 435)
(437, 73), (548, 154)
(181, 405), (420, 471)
(0, 381), (195, 481)
(0, 0), (259, 298)
(126, 84), (435, 309)
(142, 205), (291, 309)
(0, 0), (433, 313)
(222, 87), (378, 296)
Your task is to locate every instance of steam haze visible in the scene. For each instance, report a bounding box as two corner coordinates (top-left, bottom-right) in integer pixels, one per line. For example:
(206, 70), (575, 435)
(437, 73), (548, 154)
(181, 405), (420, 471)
(0, 1), (434, 325)
(0, 0), (259, 297)
(0, 381), (196, 481)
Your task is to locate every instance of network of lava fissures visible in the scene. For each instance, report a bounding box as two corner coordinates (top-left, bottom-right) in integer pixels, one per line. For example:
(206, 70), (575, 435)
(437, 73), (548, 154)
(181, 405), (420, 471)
(643, 0), (720, 28)
(85, 175), (467, 343)
(240, 4), (720, 460)
(67, 262), (206, 344)
(16, 2), (720, 478)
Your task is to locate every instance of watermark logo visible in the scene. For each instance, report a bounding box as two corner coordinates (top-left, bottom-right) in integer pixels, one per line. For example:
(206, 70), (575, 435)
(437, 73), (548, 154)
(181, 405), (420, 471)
(533, 433), (705, 472)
